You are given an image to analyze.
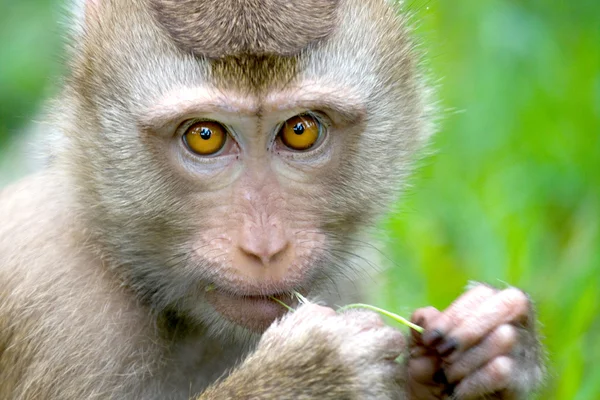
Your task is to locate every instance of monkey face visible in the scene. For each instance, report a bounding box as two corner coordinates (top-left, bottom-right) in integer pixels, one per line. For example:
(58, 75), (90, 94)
(64, 0), (430, 334)
(133, 85), (370, 332)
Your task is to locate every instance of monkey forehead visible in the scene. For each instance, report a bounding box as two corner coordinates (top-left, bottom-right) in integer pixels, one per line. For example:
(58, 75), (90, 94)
(150, 0), (340, 59)
(74, 0), (417, 122)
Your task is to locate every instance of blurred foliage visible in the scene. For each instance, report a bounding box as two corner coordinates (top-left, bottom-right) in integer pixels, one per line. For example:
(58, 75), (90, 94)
(376, 1), (600, 399)
(0, 1), (598, 399)
(0, 0), (62, 145)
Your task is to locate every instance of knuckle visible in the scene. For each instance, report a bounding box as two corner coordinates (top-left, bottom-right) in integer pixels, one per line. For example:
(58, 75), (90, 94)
(371, 332), (405, 360)
(278, 304), (336, 330)
(411, 306), (441, 330)
(346, 309), (385, 328)
(297, 303), (336, 316)
(493, 324), (518, 351)
(504, 287), (529, 305)
(408, 356), (437, 381)
(413, 306), (438, 317)
(381, 326), (405, 347)
(444, 361), (466, 383)
(466, 281), (498, 295)
(354, 326), (405, 360)
(502, 288), (530, 315)
(410, 307), (424, 322)
(487, 356), (513, 385)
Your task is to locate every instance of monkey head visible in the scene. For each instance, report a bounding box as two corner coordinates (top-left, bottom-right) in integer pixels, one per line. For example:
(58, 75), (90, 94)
(56, 0), (431, 334)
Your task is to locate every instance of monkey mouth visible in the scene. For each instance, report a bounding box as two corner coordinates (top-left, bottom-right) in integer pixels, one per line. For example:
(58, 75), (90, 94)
(205, 288), (302, 332)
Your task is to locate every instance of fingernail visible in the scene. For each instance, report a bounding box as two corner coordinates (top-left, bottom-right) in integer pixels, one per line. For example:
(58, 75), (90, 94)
(422, 328), (444, 346)
(433, 369), (448, 384)
(436, 337), (458, 357)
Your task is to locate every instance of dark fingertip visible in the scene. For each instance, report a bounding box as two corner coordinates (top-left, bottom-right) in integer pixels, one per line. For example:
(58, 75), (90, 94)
(422, 328), (444, 346)
(432, 369), (448, 384)
(436, 337), (458, 357)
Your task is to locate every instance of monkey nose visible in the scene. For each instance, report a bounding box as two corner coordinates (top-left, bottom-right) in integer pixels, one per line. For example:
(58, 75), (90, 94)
(238, 233), (290, 267)
(236, 222), (292, 269)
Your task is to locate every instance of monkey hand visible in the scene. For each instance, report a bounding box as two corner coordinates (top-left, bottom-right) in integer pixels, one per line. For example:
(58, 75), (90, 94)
(406, 284), (545, 399)
(200, 303), (406, 399)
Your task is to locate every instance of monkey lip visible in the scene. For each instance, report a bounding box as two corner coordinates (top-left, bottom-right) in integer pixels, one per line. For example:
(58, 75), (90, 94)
(205, 289), (300, 332)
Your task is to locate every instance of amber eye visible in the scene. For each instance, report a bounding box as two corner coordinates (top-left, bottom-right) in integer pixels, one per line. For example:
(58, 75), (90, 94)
(183, 121), (227, 156)
(279, 114), (321, 151)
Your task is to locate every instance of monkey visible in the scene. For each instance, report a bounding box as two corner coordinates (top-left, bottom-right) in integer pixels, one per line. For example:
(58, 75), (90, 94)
(0, 0), (545, 399)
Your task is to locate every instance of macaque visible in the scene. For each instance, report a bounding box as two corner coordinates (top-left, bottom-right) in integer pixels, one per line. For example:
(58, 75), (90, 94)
(0, 0), (544, 399)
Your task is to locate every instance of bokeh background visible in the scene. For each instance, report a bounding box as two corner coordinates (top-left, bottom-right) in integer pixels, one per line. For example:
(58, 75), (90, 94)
(1, 1), (598, 399)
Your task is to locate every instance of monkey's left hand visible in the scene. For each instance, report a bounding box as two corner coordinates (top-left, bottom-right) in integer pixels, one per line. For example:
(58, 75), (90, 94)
(405, 284), (544, 399)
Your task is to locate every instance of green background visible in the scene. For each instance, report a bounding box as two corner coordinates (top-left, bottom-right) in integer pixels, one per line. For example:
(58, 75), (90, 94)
(1, 1), (598, 399)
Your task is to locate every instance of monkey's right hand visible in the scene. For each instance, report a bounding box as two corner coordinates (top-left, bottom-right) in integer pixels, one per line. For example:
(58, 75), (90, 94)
(199, 303), (406, 400)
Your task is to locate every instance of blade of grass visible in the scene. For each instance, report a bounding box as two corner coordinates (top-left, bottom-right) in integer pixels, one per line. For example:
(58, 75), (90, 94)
(273, 291), (423, 333)
(294, 291), (310, 305)
(270, 296), (295, 312)
(337, 303), (424, 333)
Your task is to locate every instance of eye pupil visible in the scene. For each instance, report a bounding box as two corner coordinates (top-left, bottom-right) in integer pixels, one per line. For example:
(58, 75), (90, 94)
(293, 123), (305, 135)
(200, 127), (212, 140)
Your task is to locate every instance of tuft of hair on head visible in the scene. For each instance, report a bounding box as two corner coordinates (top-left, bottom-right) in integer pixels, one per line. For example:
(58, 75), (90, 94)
(150, 0), (340, 58)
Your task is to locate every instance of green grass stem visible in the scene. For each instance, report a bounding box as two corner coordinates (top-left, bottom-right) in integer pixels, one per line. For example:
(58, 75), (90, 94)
(269, 296), (295, 312)
(337, 303), (424, 333)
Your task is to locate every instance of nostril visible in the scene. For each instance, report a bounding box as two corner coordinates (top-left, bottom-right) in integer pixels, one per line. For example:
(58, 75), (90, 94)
(268, 241), (289, 264)
(238, 236), (290, 267)
(239, 248), (265, 266)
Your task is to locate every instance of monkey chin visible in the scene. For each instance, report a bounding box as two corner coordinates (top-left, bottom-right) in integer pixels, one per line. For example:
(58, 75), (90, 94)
(205, 290), (299, 333)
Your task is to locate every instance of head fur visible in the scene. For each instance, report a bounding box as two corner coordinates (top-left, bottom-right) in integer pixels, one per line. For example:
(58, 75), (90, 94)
(151, 0), (340, 59)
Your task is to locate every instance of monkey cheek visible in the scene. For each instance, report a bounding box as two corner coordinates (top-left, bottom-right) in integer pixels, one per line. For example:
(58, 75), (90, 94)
(205, 290), (293, 333)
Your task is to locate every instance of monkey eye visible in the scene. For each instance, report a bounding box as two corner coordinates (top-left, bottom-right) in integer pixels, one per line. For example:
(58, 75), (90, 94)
(278, 114), (322, 151)
(182, 121), (228, 156)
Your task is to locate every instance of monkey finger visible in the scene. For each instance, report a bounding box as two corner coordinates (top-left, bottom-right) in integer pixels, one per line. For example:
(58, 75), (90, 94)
(411, 306), (442, 327)
(410, 344), (439, 359)
(284, 303), (336, 325)
(410, 306), (442, 344)
(452, 356), (515, 400)
(297, 303), (337, 316)
(342, 309), (386, 329)
(443, 324), (517, 383)
(374, 326), (406, 361)
(407, 379), (447, 400)
(435, 288), (529, 356)
(407, 355), (441, 384)
(422, 285), (497, 347)
(341, 324), (405, 365)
